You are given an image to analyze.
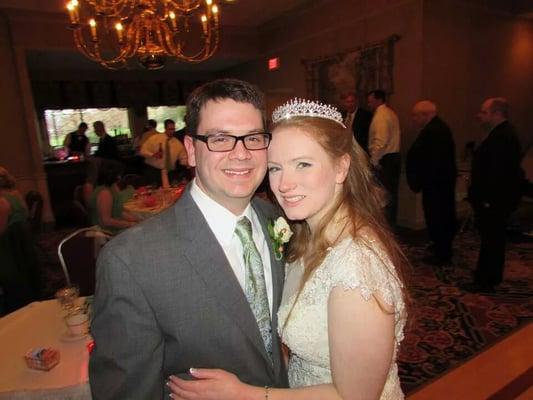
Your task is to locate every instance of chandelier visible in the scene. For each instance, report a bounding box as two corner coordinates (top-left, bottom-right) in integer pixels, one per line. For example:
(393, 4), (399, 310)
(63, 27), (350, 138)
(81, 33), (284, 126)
(65, 0), (221, 70)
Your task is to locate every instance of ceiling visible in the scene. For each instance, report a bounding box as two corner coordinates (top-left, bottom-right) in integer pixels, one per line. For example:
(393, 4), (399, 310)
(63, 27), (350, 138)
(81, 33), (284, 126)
(1, 0), (532, 74)
(0, 0), (312, 27)
(0, 0), (314, 73)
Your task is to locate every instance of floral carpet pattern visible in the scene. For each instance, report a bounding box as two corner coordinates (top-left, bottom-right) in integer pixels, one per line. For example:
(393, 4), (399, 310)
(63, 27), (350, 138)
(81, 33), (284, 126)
(35, 227), (533, 393)
(398, 230), (533, 394)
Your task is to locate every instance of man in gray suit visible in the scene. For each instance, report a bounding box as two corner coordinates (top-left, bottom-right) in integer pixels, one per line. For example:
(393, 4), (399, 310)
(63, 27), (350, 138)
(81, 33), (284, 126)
(89, 79), (289, 399)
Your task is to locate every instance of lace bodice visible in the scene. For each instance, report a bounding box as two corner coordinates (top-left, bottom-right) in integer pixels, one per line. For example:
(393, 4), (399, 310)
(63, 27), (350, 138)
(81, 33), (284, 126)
(277, 235), (406, 399)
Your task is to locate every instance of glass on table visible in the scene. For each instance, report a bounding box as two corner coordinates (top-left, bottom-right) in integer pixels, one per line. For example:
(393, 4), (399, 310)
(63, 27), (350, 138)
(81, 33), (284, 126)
(55, 285), (80, 313)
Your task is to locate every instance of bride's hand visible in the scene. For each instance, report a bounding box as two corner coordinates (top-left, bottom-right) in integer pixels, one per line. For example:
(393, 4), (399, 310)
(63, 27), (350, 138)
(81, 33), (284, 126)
(167, 368), (253, 400)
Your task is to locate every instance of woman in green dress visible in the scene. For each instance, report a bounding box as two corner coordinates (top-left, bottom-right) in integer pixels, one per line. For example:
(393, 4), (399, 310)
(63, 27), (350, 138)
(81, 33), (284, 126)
(89, 162), (139, 234)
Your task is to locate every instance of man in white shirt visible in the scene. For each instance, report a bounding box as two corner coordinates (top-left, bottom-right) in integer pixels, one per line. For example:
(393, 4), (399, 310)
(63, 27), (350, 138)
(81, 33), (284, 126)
(367, 89), (401, 226)
(140, 118), (188, 185)
(89, 79), (289, 399)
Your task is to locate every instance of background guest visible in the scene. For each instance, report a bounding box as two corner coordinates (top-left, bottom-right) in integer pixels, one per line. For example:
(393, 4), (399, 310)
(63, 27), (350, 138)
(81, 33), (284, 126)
(140, 118), (188, 186)
(89, 162), (138, 234)
(463, 97), (523, 292)
(63, 122), (90, 157)
(135, 119), (159, 153)
(93, 121), (119, 160)
(340, 92), (373, 154)
(367, 89), (402, 227)
(406, 100), (457, 265)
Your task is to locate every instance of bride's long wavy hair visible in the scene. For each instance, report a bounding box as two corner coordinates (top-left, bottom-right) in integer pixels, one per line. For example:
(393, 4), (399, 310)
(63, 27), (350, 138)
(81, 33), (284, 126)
(270, 117), (410, 334)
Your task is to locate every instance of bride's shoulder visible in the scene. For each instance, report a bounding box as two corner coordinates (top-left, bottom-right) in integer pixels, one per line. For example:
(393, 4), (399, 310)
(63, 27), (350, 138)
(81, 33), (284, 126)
(326, 229), (403, 300)
(331, 227), (388, 262)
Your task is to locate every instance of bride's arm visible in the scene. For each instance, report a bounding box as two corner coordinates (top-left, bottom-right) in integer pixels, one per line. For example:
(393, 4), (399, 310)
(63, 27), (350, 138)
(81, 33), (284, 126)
(327, 286), (395, 400)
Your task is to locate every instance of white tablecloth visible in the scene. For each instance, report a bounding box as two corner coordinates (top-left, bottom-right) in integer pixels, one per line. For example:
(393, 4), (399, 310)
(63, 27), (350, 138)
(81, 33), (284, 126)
(0, 300), (91, 399)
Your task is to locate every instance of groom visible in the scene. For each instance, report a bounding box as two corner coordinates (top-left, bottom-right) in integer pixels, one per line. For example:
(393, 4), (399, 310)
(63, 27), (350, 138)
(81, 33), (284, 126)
(89, 79), (289, 399)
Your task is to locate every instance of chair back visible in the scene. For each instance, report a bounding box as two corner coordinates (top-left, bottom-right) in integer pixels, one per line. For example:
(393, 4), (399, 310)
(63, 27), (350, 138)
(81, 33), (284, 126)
(57, 227), (112, 296)
(25, 190), (43, 233)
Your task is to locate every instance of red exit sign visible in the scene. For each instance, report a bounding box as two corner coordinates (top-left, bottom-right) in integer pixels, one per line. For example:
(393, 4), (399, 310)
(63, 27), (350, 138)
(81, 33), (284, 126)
(268, 57), (280, 70)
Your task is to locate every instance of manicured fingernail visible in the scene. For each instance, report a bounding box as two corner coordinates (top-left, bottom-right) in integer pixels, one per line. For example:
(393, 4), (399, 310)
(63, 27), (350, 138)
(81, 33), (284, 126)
(190, 367), (196, 373)
(169, 394), (174, 399)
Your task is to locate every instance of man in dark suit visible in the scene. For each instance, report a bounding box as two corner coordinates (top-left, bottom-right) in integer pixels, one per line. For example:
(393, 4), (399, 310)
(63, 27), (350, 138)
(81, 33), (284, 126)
(93, 120), (119, 160)
(340, 93), (373, 153)
(89, 79), (289, 399)
(406, 101), (457, 265)
(463, 97), (523, 292)
(63, 122), (90, 157)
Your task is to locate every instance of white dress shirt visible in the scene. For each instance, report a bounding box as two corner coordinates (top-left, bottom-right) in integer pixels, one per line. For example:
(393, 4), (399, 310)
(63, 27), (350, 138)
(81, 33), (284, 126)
(369, 104), (401, 166)
(190, 179), (273, 315)
(140, 133), (186, 170)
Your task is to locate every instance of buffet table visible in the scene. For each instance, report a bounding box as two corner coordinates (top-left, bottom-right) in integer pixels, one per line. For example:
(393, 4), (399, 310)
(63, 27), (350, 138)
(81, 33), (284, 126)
(0, 300), (92, 399)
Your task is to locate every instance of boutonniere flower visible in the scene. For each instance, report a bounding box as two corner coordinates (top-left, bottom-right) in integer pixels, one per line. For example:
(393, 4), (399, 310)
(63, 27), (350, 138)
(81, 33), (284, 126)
(268, 217), (293, 261)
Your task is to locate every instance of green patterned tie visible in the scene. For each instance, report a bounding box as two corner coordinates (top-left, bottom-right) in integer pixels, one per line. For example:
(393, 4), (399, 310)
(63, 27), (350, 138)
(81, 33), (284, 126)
(235, 217), (272, 360)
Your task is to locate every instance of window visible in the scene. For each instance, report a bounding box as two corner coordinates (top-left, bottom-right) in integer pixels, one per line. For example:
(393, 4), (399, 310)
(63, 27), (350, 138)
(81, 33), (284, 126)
(44, 108), (131, 148)
(147, 105), (186, 132)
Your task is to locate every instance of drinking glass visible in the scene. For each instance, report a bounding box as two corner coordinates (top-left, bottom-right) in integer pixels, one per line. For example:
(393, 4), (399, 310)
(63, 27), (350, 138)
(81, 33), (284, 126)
(55, 285), (80, 314)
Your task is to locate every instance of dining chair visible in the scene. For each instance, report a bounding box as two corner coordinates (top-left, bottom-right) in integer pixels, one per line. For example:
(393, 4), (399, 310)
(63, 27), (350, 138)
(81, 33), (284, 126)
(25, 190), (43, 234)
(57, 227), (112, 296)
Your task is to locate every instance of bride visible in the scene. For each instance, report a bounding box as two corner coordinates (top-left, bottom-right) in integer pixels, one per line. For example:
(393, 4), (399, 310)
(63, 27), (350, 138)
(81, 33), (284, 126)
(168, 98), (409, 400)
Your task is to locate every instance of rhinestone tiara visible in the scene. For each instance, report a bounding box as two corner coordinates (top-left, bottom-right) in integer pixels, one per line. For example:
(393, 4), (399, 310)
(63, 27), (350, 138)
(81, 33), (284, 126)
(272, 98), (346, 127)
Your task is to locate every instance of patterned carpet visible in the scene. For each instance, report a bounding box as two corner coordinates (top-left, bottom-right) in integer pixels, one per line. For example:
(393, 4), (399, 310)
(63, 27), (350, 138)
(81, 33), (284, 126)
(35, 225), (533, 393)
(398, 229), (533, 394)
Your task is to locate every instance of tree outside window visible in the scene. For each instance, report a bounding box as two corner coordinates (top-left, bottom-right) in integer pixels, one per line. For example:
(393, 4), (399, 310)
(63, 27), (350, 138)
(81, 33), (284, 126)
(147, 105), (186, 132)
(44, 108), (131, 148)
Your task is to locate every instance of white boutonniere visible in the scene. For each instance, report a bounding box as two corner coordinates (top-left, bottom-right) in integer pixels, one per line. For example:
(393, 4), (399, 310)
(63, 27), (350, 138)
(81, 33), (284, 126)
(267, 217), (293, 261)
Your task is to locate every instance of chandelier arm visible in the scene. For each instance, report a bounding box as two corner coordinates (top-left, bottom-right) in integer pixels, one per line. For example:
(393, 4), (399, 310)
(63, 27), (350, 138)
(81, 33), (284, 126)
(166, 0), (202, 14)
(86, 0), (134, 17)
(73, 24), (132, 66)
(171, 26), (219, 62)
(73, 29), (103, 62)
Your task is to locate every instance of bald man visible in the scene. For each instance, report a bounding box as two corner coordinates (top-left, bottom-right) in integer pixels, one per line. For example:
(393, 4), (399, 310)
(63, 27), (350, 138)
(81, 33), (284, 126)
(406, 101), (457, 265)
(463, 97), (523, 293)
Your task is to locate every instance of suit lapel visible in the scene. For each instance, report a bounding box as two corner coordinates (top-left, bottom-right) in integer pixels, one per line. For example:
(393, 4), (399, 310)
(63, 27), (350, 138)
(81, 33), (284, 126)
(175, 191), (275, 375)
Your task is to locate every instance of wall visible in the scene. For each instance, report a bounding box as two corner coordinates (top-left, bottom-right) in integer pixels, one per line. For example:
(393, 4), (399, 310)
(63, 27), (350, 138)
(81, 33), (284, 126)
(423, 0), (533, 162)
(422, 0), (533, 216)
(226, 0), (533, 228)
(226, 0), (426, 227)
(0, 12), (54, 223)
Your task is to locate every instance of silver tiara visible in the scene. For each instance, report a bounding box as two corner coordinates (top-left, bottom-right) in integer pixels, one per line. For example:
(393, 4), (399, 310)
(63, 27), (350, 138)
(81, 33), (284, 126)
(272, 98), (346, 127)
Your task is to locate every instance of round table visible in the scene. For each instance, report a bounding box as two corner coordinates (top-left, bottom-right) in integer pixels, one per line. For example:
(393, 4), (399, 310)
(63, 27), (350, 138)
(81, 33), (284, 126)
(123, 188), (183, 220)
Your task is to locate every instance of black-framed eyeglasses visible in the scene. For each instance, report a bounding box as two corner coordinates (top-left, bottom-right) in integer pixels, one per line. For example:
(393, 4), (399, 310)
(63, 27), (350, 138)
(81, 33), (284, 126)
(190, 132), (272, 152)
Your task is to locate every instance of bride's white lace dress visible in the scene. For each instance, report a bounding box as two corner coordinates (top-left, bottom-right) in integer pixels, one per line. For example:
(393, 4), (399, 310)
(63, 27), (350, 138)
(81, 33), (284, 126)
(277, 234), (406, 399)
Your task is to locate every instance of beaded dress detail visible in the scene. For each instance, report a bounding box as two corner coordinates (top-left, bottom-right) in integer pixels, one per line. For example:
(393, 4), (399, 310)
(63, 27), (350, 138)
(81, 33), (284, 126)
(277, 233), (406, 399)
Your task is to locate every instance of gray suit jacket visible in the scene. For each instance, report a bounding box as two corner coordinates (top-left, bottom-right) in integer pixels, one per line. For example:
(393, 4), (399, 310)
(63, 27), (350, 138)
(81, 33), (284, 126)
(89, 188), (289, 399)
